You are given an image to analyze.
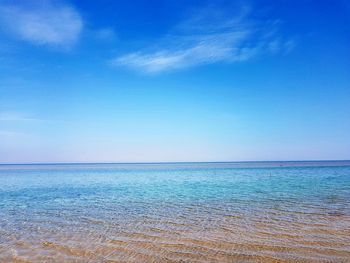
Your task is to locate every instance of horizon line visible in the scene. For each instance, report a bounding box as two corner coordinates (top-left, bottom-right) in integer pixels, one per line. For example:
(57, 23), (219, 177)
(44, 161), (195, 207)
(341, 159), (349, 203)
(1, 159), (350, 166)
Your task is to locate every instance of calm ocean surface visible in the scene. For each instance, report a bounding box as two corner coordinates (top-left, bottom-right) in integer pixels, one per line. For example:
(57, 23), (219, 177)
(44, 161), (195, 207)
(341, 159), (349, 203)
(1, 161), (350, 262)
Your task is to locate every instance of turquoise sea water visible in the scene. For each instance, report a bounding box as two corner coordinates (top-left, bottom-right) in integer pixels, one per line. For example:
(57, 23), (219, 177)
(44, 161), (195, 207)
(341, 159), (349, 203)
(1, 161), (350, 262)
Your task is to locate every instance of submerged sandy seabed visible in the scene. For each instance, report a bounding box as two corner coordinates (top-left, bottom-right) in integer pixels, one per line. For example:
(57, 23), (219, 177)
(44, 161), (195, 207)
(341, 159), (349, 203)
(1, 206), (350, 262)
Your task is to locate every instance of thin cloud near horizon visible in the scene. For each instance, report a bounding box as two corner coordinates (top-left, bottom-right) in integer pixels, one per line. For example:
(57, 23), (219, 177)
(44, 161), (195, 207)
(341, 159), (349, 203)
(0, 112), (45, 122)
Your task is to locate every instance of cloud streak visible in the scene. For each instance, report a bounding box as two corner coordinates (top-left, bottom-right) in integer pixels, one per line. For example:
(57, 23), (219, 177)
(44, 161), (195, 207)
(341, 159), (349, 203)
(0, 0), (83, 48)
(112, 5), (293, 73)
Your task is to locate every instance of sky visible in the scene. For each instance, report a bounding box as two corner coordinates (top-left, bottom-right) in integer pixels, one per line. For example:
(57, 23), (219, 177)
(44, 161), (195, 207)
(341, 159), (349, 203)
(0, 0), (349, 163)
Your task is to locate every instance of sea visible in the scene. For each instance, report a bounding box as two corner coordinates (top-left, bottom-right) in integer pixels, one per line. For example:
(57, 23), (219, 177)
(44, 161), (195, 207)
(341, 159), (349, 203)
(0, 161), (349, 262)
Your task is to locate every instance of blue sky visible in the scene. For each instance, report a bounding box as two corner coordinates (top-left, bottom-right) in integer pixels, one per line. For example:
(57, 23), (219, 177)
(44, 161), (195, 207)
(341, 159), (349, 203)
(0, 0), (349, 163)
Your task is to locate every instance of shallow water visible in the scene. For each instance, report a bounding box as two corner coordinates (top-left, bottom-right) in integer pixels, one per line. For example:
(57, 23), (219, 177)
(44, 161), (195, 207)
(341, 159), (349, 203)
(0, 161), (350, 262)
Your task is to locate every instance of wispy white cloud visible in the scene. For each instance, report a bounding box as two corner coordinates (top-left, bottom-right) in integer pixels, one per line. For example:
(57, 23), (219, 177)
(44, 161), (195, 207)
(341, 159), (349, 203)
(112, 4), (294, 73)
(0, 0), (83, 48)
